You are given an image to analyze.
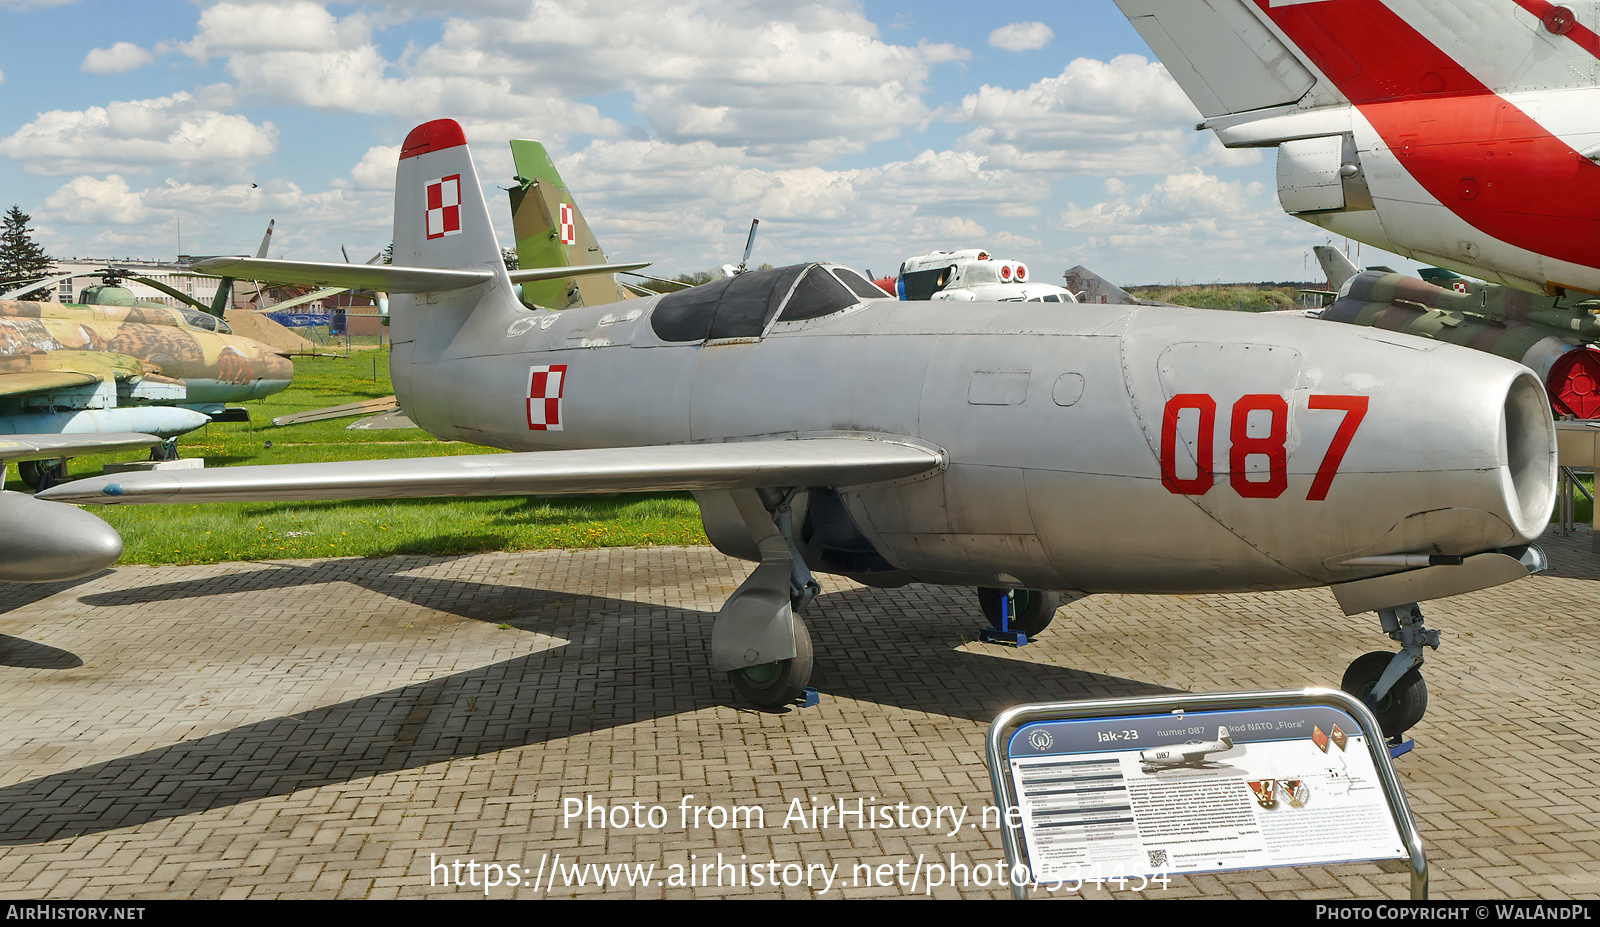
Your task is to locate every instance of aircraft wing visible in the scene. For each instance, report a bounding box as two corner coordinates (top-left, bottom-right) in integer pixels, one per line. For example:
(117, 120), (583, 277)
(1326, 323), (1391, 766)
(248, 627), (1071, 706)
(0, 369), (103, 397)
(0, 351), (151, 398)
(194, 257), (650, 294)
(258, 286), (349, 314)
(38, 437), (944, 505)
(0, 433), (160, 462)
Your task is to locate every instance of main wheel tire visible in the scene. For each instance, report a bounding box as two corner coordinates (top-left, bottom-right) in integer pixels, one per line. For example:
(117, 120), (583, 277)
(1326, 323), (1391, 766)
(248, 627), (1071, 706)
(977, 587), (1061, 637)
(1341, 650), (1428, 738)
(18, 458), (65, 490)
(728, 613), (813, 710)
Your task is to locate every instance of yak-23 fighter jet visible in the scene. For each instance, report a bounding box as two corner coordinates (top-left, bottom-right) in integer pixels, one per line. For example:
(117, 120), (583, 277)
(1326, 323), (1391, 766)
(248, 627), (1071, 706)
(1139, 727), (1236, 773)
(44, 120), (1559, 738)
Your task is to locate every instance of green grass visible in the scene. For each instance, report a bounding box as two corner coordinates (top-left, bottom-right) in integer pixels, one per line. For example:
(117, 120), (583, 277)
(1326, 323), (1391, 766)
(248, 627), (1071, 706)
(11, 348), (709, 564)
(1558, 473), (1595, 527)
(1127, 284), (1307, 313)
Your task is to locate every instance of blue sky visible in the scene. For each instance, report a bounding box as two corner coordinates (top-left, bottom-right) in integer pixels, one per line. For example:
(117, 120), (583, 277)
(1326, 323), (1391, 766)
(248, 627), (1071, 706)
(0, 0), (1408, 285)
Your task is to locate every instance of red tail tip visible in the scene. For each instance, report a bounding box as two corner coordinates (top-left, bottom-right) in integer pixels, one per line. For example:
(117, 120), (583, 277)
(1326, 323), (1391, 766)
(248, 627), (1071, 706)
(401, 119), (468, 161)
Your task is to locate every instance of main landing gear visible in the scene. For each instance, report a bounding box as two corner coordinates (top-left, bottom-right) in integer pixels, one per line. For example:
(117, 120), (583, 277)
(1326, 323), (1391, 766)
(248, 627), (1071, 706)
(705, 489), (821, 710)
(17, 458), (66, 490)
(1340, 603), (1436, 740)
(977, 587), (1061, 638)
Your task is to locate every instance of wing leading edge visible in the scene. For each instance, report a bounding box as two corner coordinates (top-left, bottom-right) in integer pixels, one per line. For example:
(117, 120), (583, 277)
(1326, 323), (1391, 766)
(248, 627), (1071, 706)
(0, 433), (160, 463)
(37, 437), (944, 505)
(194, 257), (651, 294)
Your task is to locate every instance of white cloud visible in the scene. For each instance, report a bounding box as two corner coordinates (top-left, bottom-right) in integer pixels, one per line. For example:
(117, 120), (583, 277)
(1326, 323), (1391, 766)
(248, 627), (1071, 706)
(37, 172), (394, 264)
(988, 22), (1053, 53)
(910, 215), (986, 239)
(42, 175), (154, 226)
(1197, 135), (1265, 168)
(951, 55), (1201, 175)
(1054, 170), (1311, 275)
(181, 1), (966, 165)
(0, 93), (277, 178)
(348, 145), (401, 191)
(81, 42), (155, 75)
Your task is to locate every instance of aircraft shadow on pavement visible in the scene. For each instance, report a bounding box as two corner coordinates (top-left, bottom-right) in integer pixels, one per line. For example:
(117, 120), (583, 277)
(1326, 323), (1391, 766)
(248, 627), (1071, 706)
(0, 558), (1174, 844)
(0, 570), (114, 618)
(0, 636), (82, 670)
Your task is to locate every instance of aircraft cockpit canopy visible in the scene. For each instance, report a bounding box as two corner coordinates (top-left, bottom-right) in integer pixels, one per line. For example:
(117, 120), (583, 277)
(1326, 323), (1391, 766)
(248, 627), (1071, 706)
(650, 263), (890, 342)
(179, 309), (232, 335)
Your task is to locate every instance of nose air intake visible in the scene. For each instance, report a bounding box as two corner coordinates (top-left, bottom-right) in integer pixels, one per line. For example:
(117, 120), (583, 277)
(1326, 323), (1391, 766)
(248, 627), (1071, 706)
(1503, 370), (1557, 539)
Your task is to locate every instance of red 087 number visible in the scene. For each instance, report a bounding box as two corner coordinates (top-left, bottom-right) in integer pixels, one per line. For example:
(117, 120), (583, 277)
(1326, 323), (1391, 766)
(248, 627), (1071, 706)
(1159, 393), (1368, 500)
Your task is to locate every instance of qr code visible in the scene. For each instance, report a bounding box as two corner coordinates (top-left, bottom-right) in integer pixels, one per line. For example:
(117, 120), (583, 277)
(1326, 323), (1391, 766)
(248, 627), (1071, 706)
(1147, 849), (1168, 869)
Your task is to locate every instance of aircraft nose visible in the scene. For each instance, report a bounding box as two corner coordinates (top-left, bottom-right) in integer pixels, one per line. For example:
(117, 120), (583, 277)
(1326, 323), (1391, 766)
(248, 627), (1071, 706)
(262, 353), (295, 382)
(1114, 313), (1557, 581)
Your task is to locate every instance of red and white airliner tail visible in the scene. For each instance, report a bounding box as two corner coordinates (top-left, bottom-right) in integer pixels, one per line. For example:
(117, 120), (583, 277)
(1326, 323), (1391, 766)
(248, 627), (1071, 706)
(1115, 0), (1600, 295)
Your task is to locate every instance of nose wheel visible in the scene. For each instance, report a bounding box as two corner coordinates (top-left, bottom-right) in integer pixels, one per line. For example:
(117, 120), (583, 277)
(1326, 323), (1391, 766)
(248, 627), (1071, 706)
(1342, 603), (1439, 739)
(1341, 651), (1429, 739)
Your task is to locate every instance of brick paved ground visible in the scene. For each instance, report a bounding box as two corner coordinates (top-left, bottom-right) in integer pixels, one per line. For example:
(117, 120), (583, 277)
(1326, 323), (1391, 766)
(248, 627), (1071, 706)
(0, 531), (1596, 900)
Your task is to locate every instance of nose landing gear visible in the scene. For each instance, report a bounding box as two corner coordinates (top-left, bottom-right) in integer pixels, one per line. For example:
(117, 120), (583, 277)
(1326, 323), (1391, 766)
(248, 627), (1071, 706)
(1341, 603), (1437, 740)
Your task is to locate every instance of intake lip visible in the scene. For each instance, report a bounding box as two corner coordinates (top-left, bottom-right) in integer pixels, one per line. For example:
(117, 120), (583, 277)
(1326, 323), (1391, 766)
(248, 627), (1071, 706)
(1502, 369), (1557, 540)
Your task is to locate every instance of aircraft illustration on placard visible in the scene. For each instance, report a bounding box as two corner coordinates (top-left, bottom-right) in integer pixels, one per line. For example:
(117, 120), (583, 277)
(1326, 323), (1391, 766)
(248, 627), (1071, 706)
(1113, 0), (1600, 296)
(1139, 727), (1236, 772)
(43, 119), (1560, 739)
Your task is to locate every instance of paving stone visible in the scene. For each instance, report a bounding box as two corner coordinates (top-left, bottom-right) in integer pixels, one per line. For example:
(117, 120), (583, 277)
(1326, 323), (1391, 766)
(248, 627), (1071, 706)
(0, 534), (1597, 899)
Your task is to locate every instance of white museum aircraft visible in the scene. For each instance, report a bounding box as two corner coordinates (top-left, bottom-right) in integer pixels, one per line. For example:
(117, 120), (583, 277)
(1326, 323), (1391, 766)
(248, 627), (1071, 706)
(1114, 0), (1600, 295)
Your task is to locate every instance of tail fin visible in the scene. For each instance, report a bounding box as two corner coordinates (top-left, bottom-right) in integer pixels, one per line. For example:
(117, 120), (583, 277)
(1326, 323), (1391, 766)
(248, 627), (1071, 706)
(1116, 1), (1598, 122)
(1216, 727), (1233, 748)
(1313, 245), (1360, 291)
(209, 218), (276, 317)
(507, 139), (629, 309)
(388, 119), (517, 363)
(394, 120), (508, 278)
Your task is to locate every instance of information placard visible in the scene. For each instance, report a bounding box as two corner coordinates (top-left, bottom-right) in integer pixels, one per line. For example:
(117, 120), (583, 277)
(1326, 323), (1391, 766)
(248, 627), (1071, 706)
(986, 689), (1426, 899)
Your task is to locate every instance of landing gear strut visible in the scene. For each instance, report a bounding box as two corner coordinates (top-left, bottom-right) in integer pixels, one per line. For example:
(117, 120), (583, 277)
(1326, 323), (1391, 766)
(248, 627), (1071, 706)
(18, 458), (66, 491)
(704, 489), (820, 710)
(1341, 603), (1438, 739)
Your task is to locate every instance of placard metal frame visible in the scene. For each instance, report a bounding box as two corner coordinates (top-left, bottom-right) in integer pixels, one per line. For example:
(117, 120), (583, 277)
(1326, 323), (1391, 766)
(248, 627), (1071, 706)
(985, 687), (1427, 900)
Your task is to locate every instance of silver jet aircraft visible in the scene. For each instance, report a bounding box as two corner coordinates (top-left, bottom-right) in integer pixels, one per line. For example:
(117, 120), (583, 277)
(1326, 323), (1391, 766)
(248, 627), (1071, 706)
(1139, 726), (1235, 772)
(43, 120), (1558, 737)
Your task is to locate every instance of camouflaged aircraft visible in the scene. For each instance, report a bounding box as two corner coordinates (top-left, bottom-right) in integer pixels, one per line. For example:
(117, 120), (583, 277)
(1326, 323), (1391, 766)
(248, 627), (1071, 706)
(1312, 246), (1600, 419)
(0, 296), (294, 485)
(43, 119), (1562, 738)
(0, 222), (301, 486)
